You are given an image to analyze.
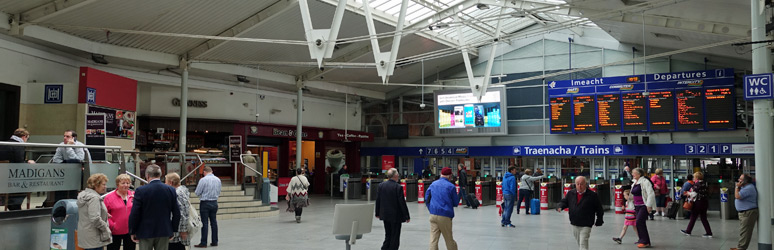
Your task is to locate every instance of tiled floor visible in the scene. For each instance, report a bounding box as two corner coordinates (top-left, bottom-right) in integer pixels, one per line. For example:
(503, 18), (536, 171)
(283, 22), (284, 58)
(204, 195), (760, 250)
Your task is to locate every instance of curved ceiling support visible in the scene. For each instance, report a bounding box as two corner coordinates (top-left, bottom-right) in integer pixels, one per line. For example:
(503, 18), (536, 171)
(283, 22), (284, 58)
(362, 0), (409, 84)
(458, 6), (505, 101)
(299, 0), (347, 68)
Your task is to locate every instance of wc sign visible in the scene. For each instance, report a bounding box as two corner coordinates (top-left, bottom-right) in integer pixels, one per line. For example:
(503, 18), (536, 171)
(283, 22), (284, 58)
(744, 73), (773, 100)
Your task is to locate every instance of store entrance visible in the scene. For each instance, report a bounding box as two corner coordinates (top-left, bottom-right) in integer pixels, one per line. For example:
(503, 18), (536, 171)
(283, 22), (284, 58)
(246, 144), (279, 183)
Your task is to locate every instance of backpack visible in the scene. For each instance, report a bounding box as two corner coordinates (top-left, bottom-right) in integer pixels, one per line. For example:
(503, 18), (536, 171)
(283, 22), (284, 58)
(187, 200), (203, 236)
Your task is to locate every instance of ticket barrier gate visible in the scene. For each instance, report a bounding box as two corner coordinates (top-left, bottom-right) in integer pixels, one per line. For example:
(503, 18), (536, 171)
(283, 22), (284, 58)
(364, 178), (384, 201)
(544, 182), (562, 209)
(719, 187), (738, 220)
(594, 182), (611, 210)
(346, 178), (362, 200)
(404, 179), (418, 202)
(480, 181), (495, 206)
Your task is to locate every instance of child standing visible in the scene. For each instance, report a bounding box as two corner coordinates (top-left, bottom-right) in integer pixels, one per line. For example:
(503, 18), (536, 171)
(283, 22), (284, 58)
(613, 186), (638, 244)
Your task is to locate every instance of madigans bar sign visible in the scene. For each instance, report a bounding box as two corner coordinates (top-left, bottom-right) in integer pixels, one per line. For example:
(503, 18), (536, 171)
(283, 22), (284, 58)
(1, 164), (81, 193)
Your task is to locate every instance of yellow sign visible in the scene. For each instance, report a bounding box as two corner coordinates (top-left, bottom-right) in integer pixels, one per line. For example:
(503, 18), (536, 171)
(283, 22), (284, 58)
(564, 183), (572, 188)
(540, 183), (547, 187)
(615, 185), (622, 189)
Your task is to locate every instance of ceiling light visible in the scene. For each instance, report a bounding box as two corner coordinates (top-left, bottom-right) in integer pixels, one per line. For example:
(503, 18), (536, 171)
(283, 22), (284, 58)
(477, 4), (489, 10)
(236, 75), (250, 83)
(91, 54), (108, 65)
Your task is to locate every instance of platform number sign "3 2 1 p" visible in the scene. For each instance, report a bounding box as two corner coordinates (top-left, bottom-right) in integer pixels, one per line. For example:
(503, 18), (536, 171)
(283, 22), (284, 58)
(744, 73), (773, 100)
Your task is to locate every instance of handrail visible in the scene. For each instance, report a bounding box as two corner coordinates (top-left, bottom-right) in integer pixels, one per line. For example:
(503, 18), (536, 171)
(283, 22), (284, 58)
(0, 141), (121, 150)
(240, 154), (263, 177)
(180, 154), (205, 182)
(125, 171), (149, 184)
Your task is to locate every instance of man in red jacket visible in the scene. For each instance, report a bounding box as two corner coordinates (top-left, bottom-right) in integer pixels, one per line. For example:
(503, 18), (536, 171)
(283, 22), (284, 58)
(557, 176), (604, 250)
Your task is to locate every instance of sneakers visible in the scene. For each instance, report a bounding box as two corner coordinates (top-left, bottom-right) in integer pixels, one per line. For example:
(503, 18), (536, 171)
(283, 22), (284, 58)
(637, 243), (651, 248)
(702, 234), (713, 238)
(612, 238), (622, 244)
(295, 216), (301, 223)
(680, 229), (690, 236)
(505, 224), (515, 228)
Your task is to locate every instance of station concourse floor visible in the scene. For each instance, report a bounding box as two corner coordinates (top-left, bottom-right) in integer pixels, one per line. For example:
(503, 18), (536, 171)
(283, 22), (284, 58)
(213, 194), (756, 250)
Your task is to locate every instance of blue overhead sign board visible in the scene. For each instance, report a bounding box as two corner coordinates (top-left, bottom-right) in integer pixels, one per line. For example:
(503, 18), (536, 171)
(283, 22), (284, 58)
(361, 143), (753, 157)
(744, 73), (773, 100)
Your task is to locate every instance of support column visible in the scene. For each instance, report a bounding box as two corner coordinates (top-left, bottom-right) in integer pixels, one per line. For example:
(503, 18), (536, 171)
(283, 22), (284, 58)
(296, 86), (303, 171)
(179, 58), (189, 153)
(751, 1), (773, 249)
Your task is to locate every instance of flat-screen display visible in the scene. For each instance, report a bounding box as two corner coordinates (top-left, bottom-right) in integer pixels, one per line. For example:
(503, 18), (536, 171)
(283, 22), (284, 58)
(676, 89), (704, 130)
(550, 97), (572, 133)
(573, 95), (595, 132)
(648, 91), (675, 131)
(622, 92), (648, 131)
(596, 94), (621, 132)
(704, 88), (735, 130)
(435, 87), (507, 136)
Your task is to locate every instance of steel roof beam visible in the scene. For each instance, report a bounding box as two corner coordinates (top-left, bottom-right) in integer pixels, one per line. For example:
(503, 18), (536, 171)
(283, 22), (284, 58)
(19, 0), (99, 26)
(186, 0), (298, 59)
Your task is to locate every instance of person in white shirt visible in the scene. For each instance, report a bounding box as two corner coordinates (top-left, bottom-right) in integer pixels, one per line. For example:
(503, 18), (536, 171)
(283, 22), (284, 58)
(52, 130), (85, 163)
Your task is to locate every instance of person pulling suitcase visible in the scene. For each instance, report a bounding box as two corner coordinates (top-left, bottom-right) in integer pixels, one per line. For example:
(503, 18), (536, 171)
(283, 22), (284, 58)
(517, 169), (544, 214)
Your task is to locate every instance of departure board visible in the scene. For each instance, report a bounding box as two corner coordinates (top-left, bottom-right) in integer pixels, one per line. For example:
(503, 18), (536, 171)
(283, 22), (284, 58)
(573, 95), (596, 132)
(648, 91), (675, 131)
(596, 94), (621, 132)
(676, 89), (704, 130)
(550, 97), (572, 133)
(622, 92), (647, 131)
(705, 88), (735, 130)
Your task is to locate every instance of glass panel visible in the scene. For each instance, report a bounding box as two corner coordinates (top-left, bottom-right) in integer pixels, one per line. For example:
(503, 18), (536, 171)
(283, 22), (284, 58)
(506, 87), (543, 106)
(507, 106), (543, 120)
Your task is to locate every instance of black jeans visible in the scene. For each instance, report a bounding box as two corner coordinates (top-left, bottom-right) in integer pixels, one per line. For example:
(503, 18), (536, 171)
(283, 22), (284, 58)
(295, 207), (303, 216)
(199, 201), (218, 245)
(516, 189), (533, 214)
(168, 242), (186, 250)
(381, 221), (402, 250)
(107, 234), (135, 250)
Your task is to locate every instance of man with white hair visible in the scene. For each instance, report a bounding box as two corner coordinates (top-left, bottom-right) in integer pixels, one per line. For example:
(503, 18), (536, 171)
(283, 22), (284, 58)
(557, 176), (604, 250)
(375, 168), (410, 250)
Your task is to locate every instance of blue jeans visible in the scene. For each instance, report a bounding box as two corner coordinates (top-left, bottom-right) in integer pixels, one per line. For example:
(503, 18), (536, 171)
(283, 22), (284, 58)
(200, 200), (219, 245)
(517, 189), (532, 214)
(501, 194), (515, 225)
(459, 187), (472, 207)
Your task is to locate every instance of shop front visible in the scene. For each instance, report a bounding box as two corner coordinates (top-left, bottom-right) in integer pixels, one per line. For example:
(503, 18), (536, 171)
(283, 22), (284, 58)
(235, 122), (373, 194)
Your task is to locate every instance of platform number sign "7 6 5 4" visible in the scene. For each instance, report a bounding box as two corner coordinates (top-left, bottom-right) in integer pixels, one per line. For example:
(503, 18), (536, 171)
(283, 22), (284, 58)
(744, 73), (773, 100)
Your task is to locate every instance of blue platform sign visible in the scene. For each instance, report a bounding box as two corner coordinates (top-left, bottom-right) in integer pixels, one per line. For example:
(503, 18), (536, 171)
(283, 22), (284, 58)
(744, 73), (773, 100)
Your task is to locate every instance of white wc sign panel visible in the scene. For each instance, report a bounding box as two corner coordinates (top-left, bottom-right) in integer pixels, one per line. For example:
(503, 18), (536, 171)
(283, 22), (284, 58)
(744, 73), (773, 100)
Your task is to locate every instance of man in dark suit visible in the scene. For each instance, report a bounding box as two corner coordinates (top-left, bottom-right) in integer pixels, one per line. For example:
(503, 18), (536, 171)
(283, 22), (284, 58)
(129, 164), (181, 250)
(375, 168), (410, 250)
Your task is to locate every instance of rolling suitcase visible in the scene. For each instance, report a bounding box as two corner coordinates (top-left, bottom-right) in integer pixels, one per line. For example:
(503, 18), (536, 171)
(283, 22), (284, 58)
(530, 198), (541, 215)
(665, 201), (679, 219)
(468, 193), (480, 209)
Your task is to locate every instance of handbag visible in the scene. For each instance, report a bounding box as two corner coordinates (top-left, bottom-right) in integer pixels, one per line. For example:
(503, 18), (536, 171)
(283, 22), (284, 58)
(187, 199), (203, 236)
(682, 200), (693, 210)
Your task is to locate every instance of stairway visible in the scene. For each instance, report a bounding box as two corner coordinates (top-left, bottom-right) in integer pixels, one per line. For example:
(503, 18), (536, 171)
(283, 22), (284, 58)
(189, 185), (278, 220)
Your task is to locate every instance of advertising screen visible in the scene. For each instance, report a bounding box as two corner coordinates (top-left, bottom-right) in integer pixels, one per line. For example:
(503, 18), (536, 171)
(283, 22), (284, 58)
(435, 87), (507, 136)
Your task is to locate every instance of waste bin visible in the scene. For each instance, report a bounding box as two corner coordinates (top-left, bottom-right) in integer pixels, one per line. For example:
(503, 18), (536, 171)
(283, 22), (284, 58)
(719, 187), (738, 220)
(405, 179), (418, 202)
(346, 177), (362, 199)
(51, 199), (78, 250)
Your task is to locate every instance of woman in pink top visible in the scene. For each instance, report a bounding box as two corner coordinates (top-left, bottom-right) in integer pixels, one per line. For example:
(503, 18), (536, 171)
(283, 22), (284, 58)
(104, 174), (135, 250)
(650, 169), (668, 218)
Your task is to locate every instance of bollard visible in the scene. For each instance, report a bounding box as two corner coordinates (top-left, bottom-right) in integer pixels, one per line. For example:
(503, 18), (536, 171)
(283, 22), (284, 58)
(366, 178), (372, 202)
(495, 181), (503, 208)
(614, 185), (624, 214)
(563, 183), (572, 211)
(455, 181), (462, 205)
(540, 183), (548, 210)
(519, 183), (526, 209)
(343, 178), (348, 201)
(418, 180), (425, 204)
(589, 184), (597, 193)
(401, 179), (407, 199)
(475, 181), (483, 205)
